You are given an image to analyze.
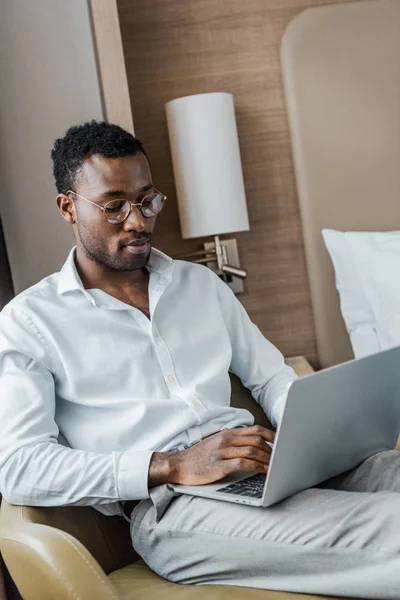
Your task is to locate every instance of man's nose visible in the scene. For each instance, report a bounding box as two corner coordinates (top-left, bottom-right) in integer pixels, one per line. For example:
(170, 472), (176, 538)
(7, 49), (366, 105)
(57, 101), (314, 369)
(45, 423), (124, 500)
(123, 204), (146, 232)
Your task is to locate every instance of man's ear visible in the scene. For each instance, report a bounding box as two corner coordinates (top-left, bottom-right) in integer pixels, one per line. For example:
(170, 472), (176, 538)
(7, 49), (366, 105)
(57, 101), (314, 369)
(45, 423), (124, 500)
(57, 193), (76, 224)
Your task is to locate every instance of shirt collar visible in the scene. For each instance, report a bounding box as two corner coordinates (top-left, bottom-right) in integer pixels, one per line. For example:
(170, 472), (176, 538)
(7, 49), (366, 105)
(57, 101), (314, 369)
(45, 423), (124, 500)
(57, 246), (174, 296)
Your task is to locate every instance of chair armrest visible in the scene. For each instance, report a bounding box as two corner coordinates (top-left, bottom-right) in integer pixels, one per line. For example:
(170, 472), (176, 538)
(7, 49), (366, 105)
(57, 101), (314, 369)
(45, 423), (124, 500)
(0, 503), (118, 600)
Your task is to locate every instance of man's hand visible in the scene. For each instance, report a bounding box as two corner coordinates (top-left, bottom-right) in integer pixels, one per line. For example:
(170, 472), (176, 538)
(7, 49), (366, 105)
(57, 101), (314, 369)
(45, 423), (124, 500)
(148, 425), (275, 488)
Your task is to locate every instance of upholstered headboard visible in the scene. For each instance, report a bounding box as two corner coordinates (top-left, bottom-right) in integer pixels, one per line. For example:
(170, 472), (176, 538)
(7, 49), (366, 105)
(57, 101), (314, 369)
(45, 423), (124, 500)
(281, 0), (400, 368)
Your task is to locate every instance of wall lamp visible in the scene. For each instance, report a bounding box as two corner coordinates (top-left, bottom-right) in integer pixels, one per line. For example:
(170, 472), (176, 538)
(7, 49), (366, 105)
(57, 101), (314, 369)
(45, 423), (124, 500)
(166, 92), (249, 291)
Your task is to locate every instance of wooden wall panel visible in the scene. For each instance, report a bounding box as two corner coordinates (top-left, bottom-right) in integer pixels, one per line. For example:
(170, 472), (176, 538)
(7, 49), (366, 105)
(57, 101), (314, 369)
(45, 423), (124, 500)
(117, 0), (365, 367)
(89, 0), (134, 134)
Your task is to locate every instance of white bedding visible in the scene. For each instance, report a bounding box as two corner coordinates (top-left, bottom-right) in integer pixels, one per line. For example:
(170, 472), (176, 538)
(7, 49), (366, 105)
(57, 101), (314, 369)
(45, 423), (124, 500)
(323, 229), (400, 358)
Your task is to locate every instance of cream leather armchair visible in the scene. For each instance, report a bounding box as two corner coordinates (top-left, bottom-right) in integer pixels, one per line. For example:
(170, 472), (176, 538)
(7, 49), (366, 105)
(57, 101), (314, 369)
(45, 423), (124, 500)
(0, 364), (351, 600)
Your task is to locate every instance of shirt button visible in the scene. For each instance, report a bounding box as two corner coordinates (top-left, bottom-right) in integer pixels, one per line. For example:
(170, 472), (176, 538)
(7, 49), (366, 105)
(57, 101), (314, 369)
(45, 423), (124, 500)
(193, 400), (200, 408)
(167, 375), (175, 384)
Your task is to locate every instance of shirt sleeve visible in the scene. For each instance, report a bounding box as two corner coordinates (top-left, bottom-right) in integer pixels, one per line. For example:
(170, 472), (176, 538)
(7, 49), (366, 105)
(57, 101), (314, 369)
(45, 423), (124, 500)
(215, 275), (298, 429)
(0, 306), (153, 506)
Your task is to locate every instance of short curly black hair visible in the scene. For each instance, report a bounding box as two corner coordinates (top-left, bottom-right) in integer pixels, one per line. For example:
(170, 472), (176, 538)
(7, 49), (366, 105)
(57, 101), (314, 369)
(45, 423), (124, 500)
(51, 120), (147, 194)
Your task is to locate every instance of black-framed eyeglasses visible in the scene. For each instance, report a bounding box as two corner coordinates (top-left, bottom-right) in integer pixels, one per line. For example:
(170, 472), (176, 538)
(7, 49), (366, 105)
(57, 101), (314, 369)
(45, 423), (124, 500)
(66, 189), (167, 224)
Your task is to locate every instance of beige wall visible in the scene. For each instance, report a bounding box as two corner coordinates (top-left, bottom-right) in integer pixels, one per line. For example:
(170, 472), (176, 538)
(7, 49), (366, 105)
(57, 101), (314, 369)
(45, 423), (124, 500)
(117, 0), (365, 366)
(0, 0), (104, 294)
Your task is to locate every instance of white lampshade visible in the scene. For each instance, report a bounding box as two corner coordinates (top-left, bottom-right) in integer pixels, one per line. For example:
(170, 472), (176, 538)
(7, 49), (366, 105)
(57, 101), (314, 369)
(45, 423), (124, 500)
(165, 92), (250, 239)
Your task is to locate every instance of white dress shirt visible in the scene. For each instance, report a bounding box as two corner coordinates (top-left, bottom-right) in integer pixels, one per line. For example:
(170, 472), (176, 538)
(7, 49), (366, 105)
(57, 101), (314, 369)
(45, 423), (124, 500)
(0, 247), (296, 516)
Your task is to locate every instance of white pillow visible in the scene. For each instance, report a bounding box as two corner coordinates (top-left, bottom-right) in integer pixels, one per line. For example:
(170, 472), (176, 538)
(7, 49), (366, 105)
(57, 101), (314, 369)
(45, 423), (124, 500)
(322, 229), (400, 358)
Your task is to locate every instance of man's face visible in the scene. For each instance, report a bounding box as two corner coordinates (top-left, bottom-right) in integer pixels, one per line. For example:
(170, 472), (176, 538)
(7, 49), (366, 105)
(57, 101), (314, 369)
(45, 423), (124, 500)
(71, 153), (156, 272)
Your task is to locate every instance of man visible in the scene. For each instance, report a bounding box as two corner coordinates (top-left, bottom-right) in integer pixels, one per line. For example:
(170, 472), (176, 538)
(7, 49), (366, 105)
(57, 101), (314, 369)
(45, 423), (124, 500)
(1, 121), (400, 599)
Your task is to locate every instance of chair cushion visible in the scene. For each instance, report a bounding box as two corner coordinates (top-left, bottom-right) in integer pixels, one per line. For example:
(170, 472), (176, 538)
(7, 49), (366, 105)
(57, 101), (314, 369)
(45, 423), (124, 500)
(108, 561), (346, 600)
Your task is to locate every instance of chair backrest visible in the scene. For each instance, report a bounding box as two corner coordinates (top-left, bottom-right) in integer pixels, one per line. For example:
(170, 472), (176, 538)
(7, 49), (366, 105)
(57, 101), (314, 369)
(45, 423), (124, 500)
(0, 376), (267, 574)
(0, 217), (14, 310)
(230, 374), (274, 429)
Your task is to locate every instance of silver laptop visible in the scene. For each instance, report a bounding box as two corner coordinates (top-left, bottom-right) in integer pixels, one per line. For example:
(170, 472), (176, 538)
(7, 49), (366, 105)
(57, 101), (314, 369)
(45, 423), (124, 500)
(172, 346), (400, 507)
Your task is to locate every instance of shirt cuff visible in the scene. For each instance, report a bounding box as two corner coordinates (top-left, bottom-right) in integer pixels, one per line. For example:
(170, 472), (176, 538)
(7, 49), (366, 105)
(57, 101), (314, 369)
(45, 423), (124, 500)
(116, 450), (154, 500)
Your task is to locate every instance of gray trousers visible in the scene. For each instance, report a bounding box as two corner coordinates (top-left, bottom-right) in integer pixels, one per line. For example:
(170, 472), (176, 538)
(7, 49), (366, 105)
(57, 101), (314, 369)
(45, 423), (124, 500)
(130, 449), (400, 599)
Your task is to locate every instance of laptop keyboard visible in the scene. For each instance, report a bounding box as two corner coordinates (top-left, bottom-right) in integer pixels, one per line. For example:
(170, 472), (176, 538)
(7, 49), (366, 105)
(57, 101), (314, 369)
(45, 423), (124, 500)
(216, 473), (266, 498)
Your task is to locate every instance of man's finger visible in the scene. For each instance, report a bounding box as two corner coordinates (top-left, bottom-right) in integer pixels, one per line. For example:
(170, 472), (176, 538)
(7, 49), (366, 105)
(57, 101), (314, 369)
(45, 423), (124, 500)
(227, 435), (274, 453)
(223, 457), (270, 474)
(221, 446), (272, 465)
(230, 425), (275, 442)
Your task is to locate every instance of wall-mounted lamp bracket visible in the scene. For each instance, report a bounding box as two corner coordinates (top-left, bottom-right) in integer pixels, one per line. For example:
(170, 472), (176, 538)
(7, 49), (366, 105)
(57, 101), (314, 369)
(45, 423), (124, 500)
(174, 235), (246, 294)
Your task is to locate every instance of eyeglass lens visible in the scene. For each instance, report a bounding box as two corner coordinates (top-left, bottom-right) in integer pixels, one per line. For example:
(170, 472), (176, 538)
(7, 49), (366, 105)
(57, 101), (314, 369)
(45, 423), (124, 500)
(104, 193), (165, 224)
